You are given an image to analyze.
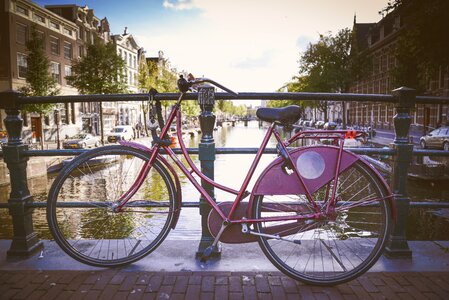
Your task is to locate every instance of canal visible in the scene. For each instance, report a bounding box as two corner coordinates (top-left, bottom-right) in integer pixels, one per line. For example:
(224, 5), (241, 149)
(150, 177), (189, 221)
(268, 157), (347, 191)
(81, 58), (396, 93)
(1, 121), (448, 240)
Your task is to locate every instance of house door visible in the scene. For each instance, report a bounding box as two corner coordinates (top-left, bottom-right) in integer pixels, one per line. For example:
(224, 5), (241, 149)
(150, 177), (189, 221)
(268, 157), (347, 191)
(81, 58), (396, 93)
(31, 117), (42, 142)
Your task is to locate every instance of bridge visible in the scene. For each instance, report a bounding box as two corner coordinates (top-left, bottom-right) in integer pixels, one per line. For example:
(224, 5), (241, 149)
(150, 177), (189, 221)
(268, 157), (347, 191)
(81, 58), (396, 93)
(1, 87), (449, 298)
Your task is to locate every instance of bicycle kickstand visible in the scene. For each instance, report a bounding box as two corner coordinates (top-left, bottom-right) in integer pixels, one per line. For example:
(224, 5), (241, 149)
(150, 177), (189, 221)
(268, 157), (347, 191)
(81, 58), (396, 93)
(201, 221), (229, 262)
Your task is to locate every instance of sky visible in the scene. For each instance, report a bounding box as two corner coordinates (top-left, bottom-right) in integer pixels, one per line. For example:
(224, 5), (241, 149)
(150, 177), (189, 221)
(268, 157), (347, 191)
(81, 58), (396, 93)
(37, 0), (390, 93)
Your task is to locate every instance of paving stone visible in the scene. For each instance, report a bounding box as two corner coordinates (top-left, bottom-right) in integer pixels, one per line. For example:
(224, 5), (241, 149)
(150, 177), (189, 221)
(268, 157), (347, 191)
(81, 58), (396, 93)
(214, 285), (229, 300)
(146, 275), (163, 293)
(280, 277), (297, 293)
(202, 276), (216, 292)
(200, 292), (214, 300)
(228, 276), (242, 292)
(228, 292), (244, 300)
(173, 275), (189, 293)
(185, 284), (201, 299)
(255, 275), (270, 293)
(118, 273), (138, 291)
(242, 285), (257, 300)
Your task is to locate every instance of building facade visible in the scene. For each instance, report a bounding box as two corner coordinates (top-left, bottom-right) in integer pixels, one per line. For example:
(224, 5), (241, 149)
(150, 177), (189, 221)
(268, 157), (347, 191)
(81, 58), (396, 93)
(112, 29), (143, 127)
(0, 0), (81, 141)
(349, 7), (449, 132)
(45, 4), (112, 136)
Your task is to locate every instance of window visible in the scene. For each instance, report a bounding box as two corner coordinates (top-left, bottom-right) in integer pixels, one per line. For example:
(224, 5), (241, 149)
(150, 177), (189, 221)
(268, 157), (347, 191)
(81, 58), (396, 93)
(78, 26), (84, 40)
(63, 27), (72, 37)
(119, 49), (122, 57)
(16, 5), (28, 16)
(17, 53), (27, 78)
(78, 45), (84, 57)
(129, 71), (132, 85)
(50, 36), (60, 55)
(124, 52), (128, 65)
(64, 65), (72, 77)
(129, 55), (132, 66)
(133, 56), (136, 68)
(16, 23), (27, 45)
(50, 62), (61, 83)
(34, 14), (45, 24)
(50, 21), (60, 30)
(63, 42), (72, 59)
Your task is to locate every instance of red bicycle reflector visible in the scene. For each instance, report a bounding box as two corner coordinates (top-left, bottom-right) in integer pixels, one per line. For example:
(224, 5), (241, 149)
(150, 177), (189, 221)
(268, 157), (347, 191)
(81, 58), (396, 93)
(345, 130), (357, 139)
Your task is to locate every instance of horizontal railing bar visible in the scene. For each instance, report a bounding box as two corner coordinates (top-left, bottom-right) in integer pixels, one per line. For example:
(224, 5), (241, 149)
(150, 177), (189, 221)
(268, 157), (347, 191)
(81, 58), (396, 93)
(412, 149), (449, 156)
(15, 92), (449, 106)
(4, 147), (449, 157)
(2, 147), (396, 157)
(1, 201), (448, 209)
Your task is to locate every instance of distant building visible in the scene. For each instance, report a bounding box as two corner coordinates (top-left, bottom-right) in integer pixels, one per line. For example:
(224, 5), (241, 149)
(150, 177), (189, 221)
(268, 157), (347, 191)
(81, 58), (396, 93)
(111, 28), (143, 127)
(0, 0), (80, 141)
(46, 4), (112, 135)
(349, 7), (449, 131)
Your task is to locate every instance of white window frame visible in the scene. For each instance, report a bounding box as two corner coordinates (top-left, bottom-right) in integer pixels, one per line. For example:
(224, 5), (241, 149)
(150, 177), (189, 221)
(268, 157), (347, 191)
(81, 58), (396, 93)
(17, 53), (27, 79)
(51, 62), (61, 84)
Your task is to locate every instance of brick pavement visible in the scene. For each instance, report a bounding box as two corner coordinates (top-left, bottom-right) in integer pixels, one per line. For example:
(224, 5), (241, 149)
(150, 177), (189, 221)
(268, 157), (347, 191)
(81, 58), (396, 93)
(0, 270), (448, 299)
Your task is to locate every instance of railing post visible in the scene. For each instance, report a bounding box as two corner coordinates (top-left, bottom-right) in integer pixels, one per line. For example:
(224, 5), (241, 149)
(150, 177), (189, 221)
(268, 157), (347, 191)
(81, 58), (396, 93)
(0, 91), (43, 257)
(384, 87), (415, 258)
(196, 85), (221, 258)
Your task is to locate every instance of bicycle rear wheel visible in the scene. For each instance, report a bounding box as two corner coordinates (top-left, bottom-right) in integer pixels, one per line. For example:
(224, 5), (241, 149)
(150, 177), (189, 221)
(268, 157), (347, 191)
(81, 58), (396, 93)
(47, 145), (176, 267)
(253, 160), (391, 285)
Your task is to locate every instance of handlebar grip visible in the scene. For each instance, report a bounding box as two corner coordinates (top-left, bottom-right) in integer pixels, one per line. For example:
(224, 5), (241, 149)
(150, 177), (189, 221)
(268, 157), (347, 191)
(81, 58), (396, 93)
(177, 75), (190, 93)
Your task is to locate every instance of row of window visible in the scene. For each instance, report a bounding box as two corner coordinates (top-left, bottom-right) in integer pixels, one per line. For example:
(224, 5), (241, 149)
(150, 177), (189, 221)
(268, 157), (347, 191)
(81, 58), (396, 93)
(17, 53), (71, 84)
(15, 4), (75, 38)
(16, 23), (74, 59)
(119, 49), (137, 69)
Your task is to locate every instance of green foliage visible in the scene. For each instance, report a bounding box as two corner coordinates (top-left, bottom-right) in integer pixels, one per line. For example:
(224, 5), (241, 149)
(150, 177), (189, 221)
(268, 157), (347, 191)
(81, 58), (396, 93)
(215, 100), (247, 117)
(276, 29), (364, 121)
(20, 27), (58, 114)
(67, 40), (127, 94)
(386, 0), (449, 91)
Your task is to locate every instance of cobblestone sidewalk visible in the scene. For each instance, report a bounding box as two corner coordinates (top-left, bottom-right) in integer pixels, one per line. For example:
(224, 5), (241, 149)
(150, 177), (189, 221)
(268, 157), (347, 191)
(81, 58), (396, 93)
(1, 270), (448, 299)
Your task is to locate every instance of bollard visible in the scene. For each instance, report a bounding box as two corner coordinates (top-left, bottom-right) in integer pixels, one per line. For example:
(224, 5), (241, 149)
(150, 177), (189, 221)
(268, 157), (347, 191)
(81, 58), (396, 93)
(196, 85), (221, 258)
(0, 91), (43, 256)
(384, 87), (415, 258)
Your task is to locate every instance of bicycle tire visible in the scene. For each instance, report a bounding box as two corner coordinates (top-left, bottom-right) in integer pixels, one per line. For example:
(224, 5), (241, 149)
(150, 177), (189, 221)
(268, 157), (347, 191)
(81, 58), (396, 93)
(253, 160), (391, 285)
(47, 145), (176, 267)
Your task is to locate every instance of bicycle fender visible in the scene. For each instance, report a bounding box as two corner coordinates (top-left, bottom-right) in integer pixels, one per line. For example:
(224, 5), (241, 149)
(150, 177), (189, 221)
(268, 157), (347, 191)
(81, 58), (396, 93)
(249, 146), (396, 220)
(119, 141), (182, 229)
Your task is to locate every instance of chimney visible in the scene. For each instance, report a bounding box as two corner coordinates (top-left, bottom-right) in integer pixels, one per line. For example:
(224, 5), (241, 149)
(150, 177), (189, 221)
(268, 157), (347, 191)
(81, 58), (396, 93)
(124, 27), (128, 35)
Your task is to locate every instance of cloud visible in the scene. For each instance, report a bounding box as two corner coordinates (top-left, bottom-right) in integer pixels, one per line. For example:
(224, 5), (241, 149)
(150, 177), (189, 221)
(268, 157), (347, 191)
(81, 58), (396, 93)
(162, 0), (197, 11)
(232, 51), (274, 69)
(296, 36), (314, 50)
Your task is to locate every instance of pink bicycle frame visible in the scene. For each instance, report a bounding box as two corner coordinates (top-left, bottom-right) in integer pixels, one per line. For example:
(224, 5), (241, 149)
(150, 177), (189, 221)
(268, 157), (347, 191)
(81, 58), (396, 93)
(116, 97), (390, 226)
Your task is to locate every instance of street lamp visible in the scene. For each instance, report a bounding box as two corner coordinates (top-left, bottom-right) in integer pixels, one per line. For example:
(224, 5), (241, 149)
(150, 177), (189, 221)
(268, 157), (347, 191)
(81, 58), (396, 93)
(54, 108), (61, 149)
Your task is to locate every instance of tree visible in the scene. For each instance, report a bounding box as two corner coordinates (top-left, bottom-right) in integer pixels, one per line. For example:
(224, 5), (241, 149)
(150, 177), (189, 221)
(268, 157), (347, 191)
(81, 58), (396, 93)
(19, 27), (59, 149)
(381, 0), (449, 91)
(278, 29), (365, 125)
(67, 39), (127, 143)
(67, 40), (127, 94)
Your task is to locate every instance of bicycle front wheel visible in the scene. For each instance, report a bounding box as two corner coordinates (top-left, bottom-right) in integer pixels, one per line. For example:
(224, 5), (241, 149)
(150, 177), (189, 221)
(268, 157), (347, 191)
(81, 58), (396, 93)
(253, 160), (391, 285)
(47, 145), (177, 267)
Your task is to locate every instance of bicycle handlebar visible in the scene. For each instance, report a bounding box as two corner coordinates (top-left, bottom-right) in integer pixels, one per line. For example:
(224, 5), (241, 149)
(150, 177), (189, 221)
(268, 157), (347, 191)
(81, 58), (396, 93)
(177, 75), (238, 96)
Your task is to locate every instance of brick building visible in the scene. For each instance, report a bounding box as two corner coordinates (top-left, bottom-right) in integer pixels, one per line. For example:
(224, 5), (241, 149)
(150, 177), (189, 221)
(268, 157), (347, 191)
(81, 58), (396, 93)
(0, 0), (80, 141)
(349, 7), (449, 132)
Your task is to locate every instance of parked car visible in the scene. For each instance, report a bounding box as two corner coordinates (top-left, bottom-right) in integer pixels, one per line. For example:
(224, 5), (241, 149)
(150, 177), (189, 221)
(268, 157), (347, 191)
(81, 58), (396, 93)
(107, 125), (135, 143)
(420, 127), (449, 151)
(324, 122), (337, 130)
(63, 133), (100, 149)
(315, 121), (325, 129)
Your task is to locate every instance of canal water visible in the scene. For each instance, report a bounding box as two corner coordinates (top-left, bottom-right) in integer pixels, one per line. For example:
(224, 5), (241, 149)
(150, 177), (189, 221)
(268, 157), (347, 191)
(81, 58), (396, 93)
(0, 121), (448, 240)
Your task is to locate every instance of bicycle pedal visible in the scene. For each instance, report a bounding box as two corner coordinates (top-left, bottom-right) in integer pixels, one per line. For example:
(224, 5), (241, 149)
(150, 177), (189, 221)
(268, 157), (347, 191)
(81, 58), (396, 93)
(200, 246), (215, 262)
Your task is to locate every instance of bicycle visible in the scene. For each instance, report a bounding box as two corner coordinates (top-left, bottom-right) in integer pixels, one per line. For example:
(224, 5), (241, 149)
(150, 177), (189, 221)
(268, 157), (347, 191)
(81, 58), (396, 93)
(47, 76), (394, 286)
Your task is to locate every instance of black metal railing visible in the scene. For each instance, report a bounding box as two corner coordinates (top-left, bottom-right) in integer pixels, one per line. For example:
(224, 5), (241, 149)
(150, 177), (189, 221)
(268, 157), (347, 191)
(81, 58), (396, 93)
(1, 87), (449, 258)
